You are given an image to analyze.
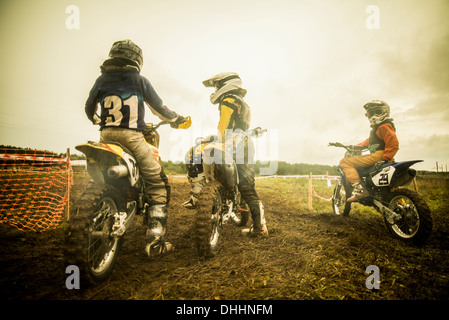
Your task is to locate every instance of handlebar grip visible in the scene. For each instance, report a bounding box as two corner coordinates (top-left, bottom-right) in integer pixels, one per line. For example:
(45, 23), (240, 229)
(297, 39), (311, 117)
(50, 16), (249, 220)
(254, 128), (267, 137)
(328, 142), (342, 147)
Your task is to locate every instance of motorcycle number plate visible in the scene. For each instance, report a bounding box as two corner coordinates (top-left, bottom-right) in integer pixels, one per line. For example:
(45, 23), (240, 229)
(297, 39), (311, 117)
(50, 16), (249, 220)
(372, 166), (395, 187)
(122, 152), (139, 186)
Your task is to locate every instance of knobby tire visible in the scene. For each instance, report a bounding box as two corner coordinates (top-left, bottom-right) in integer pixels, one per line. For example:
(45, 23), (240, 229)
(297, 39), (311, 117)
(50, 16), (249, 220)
(385, 188), (432, 245)
(64, 182), (124, 286)
(195, 181), (222, 258)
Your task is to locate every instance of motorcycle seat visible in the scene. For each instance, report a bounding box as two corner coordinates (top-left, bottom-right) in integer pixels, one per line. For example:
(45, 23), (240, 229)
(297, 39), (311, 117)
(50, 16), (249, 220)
(356, 163), (392, 178)
(96, 140), (133, 157)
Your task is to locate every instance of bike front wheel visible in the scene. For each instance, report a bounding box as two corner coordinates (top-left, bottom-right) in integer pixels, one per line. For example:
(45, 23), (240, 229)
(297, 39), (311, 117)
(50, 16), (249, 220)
(195, 181), (224, 257)
(332, 180), (351, 216)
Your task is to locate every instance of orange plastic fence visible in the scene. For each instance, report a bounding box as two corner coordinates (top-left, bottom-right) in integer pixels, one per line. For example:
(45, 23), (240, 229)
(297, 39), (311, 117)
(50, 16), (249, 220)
(0, 148), (73, 232)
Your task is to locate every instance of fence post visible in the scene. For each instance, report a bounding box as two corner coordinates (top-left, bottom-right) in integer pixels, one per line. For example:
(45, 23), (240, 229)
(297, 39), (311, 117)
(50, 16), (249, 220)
(308, 172), (312, 210)
(326, 171), (331, 187)
(66, 147), (70, 221)
(413, 177), (418, 193)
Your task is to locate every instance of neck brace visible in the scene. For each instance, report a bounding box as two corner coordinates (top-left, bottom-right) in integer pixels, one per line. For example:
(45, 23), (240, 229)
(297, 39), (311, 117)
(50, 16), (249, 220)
(210, 78), (247, 104)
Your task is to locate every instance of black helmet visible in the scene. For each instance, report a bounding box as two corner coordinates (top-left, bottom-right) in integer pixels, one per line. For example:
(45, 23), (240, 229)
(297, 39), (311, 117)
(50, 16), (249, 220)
(109, 40), (143, 72)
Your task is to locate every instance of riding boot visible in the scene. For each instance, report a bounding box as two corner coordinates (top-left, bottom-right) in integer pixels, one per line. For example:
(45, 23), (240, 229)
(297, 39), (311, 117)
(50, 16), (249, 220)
(242, 201), (268, 237)
(347, 182), (369, 203)
(182, 195), (199, 209)
(144, 204), (174, 258)
(182, 173), (205, 209)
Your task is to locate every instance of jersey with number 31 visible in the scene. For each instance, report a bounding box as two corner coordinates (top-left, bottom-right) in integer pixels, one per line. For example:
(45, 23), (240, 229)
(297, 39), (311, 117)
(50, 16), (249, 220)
(85, 69), (178, 131)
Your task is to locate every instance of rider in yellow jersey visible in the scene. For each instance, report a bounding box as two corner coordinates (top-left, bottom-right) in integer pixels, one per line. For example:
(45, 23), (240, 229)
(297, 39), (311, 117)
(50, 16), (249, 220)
(202, 72), (268, 237)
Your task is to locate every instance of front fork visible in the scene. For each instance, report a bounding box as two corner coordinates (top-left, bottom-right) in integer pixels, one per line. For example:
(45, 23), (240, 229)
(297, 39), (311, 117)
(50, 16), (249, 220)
(219, 187), (240, 225)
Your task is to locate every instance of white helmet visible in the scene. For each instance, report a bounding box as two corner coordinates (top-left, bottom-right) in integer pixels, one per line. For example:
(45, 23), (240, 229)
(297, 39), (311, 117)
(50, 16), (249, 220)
(202, 72), (247, 104)
(363, 100), (391, 127)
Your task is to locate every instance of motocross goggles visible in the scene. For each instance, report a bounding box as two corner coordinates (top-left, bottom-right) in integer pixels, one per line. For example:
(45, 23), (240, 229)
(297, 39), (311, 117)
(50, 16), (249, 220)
(363, 100), (389, 118)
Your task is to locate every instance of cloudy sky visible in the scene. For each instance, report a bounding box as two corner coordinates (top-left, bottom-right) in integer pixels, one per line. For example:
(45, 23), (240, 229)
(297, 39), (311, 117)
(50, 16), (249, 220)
(0, 0), (448, 171)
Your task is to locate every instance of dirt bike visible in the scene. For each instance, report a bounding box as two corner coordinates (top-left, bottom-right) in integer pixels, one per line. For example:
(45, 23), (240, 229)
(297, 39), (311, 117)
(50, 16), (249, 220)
(186, 135), (250, 226)
(195, 127), (266, 257)
(64, 117), (191, 285)
(329, 142), (432, 244)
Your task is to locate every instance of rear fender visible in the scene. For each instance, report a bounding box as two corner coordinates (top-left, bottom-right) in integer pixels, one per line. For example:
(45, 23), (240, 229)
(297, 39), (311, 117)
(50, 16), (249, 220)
(389, 160), (422, 188)
(369, 160), (422, 188)
(203, 142), (238, 187)
(390, 160), (423, 173)
(75, 142), (140, 186)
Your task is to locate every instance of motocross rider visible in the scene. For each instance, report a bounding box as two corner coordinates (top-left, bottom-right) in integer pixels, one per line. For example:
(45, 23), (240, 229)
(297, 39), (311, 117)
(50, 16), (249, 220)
(340, 100), (399, 202)
(84, 39), (187, 258)
(202, 72), (268, 237)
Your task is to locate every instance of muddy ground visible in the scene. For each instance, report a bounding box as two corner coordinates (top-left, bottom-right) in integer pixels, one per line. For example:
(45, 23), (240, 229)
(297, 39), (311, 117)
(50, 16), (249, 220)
(1, 173), (448, 302)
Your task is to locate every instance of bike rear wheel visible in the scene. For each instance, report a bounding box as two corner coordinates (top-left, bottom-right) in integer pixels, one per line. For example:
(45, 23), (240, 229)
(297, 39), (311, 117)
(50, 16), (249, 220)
(384, 188), (432, 244)
(64, 182), (124, 285)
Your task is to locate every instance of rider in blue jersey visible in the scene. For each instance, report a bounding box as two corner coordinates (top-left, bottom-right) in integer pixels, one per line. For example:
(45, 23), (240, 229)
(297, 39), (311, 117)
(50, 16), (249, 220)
(85, 40), (186, 258)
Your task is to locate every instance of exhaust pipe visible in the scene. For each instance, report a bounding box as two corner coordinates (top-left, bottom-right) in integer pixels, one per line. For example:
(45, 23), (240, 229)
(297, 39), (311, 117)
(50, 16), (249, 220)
(107, 165), (128, 178)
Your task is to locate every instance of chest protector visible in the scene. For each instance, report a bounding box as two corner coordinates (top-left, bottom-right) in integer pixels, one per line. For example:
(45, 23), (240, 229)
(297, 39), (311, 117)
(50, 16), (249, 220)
(222, 93), (251, 131)
(368, 120), (396, 153)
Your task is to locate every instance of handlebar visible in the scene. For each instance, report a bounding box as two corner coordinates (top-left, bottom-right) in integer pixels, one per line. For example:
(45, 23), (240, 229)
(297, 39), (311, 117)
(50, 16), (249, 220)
(148, 116), (192, 130)
(328, 142), (367, 152)
(251, 127), (267, 138)
(152, 120), (168, 130)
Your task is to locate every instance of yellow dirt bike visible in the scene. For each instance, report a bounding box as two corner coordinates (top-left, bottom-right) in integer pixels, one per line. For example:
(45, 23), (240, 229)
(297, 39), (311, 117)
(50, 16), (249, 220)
(64, 118), (191, 285)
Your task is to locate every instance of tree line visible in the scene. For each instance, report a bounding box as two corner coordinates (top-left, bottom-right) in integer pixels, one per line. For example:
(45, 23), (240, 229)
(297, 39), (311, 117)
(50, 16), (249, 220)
(161, 160), (339, 176)
(2, 145), (339, 176)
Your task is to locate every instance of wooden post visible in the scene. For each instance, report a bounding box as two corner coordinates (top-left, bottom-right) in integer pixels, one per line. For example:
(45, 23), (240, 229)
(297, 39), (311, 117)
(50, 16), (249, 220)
(66, 148), (70, 221)
(413, 177), (418, 193)
(308, 172), (312, 210)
